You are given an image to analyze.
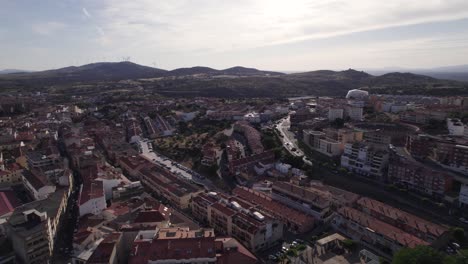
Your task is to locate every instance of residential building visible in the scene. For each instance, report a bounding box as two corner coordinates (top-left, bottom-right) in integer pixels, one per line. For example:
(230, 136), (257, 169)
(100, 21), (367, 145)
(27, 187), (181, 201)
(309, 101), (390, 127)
(21, 170), (57, 200)
(270, 181), (331, 220)
(191, 192), (284, 251)
(323, 128), (363, 144)
(228, 150), (275, 175)
(346, 105), (363, 121)
(26, 149), (61, 169)
(333, 207), (428, 256)
(87, 232), (123, 264)
(303, 130), (342, 157)
(138, 165), (203, 209)
(406, 134), (468, 174)
(0, 163), (22, 185)
(341, 143), (389, 179)
(232, 187), (314, 233)
(79, 180), (106, 217)
(328, 108), (343, 121)
(129, 227), (217, 264)
(0, 191), (21, 219)
(356, 197), (448, 244)
(388, 146), (453, 197)
(6, 190), (68, 264)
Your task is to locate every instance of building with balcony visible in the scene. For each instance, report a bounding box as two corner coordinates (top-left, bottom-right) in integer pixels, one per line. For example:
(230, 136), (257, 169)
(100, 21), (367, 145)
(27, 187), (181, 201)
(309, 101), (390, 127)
(340, 143), (389, 180)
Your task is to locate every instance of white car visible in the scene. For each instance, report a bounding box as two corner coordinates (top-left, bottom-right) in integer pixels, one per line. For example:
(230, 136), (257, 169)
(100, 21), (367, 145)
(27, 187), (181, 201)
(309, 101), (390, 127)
(459, 217), (468, 224)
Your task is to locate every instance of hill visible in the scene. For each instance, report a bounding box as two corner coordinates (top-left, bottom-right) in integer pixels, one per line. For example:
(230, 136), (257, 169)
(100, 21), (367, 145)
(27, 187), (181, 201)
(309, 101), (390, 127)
(0, 62), (466, 97)
(0, 69), (32, 75)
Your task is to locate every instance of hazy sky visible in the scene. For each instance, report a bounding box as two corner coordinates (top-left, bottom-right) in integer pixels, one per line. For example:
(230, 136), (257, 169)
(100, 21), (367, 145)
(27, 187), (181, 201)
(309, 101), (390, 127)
(1, 0), (468, 71)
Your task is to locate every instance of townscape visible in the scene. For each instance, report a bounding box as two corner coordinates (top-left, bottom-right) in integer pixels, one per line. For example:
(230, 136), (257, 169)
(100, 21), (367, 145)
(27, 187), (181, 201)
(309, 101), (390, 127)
(1, 85), (467, 263)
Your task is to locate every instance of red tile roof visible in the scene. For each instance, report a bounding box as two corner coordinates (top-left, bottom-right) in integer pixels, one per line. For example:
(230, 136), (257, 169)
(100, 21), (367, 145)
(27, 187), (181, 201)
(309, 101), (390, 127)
(0, 191), (21, 216)
(215, 237), (258, 264)
(130, 234), (216, 263)
(87, 233), (121, 264)
(233, 187), (314, 226)
(357, 197), (448, 238)
(79, 180), (104, 205)
(134, 210), (167, 223)
(338, 207), (428, 248)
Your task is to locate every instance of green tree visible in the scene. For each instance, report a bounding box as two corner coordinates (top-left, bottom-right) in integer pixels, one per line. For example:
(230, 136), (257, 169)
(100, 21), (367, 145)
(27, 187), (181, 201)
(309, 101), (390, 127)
(392, 246), (444, 264)
(444, 250), (468, 264)
(452, 227), (465, 243)
(342, 239), (357, 252)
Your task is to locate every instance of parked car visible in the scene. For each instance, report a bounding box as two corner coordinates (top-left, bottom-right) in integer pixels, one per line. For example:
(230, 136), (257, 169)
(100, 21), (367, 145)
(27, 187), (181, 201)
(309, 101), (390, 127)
(459, 217), (468, 224)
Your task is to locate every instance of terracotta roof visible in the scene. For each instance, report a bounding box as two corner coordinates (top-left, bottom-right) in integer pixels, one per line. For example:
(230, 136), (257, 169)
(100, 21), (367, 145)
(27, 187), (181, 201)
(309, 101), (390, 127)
(0, 191), (21, 216)
(233, 187), (314, 226)
(87, 233), (121, 264)
(130, 229), (216, 263)
(79, 180), (104, 205)
(357, 197), (448, 238)
(338, 207), (428, 248)
(134, 210), (167, 223)
(215, 237), (258, 264)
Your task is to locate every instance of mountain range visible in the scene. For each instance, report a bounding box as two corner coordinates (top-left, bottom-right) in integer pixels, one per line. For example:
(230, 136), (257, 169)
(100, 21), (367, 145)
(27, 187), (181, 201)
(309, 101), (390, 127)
(0, 62), (467, 97)
(363, 65), (468, 81)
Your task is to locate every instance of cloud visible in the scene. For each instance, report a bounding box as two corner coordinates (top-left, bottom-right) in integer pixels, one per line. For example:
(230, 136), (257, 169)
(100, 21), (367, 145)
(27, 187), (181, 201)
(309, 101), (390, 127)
(91, 0), (468, 54)
(31, 21), (67, 35)
(82, 7), (91, 18)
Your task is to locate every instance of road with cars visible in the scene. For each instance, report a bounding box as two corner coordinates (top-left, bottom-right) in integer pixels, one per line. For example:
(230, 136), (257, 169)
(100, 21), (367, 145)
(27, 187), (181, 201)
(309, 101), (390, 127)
(275, 116), (304, 157)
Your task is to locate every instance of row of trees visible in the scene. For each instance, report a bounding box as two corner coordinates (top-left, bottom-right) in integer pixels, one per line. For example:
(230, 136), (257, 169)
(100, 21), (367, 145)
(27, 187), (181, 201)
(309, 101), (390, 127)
(393, 246), (468, 264)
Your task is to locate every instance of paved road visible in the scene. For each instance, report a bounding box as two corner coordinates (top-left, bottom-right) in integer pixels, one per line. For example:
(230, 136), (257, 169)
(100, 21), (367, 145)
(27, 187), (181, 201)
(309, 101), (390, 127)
(275, 116), (304, 157)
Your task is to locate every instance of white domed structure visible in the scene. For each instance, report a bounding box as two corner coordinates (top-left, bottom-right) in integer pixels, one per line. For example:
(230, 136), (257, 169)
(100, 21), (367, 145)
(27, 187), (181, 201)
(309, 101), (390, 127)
(346, 89), (369, 100)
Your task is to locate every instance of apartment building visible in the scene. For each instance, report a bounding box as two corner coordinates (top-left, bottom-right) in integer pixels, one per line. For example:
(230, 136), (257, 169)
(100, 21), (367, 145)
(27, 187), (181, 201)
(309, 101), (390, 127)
(232, 187), (315, 233)
(323, 128), (363, 144)
(26, 149), (61, 169)
(406, 134), (468, 174)
(356, 197), (448, 244)
(271, 181), (331, 220)
(21, 170), (57, 200)
(333, 207), (428, 256)
(78, 166), (107, 217)
(191, 192), (283, 251)
(228, 150), (275, 175)
(138, 165), (203, 209)
(79, 180), (106, 217)
(6, 189), (68, 264)
(328, 108), (344, 121)
(303, 130), (342, 157)
(129, 227), (217, 264)
(290, 108), (315, 127)
(388, 146), (453, 197)
(0, 162), (22, 185)
(340, 143), (389, 179)
(346, 105), (364, 121)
